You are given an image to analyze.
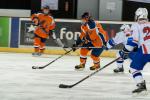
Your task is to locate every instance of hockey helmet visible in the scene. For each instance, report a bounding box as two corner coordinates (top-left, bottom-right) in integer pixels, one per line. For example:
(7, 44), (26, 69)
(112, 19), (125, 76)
(135, 8), (148, 21)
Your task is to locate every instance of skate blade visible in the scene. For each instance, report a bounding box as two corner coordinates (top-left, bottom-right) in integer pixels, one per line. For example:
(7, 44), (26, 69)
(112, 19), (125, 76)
(39, 55), (50, 58)
(32, 55), (41, 57)
(114, 72), (124, 74)
(132, 91), (148, 97)
(90, 68), (100, 71)
(32, 54), (50, 58)
(75, 68), (85, 71)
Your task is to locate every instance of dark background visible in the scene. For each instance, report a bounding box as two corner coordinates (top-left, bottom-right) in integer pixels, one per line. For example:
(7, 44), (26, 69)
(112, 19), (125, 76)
(0, 0), (31, 9)
(0, 0), (77, 18)
(31, 0), (77, 18)
(0, 0), (149, 20)
(123, 0), (150, 21)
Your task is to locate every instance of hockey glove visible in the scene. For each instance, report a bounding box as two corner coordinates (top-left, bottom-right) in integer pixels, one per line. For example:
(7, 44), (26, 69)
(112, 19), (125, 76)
(72, 37), (84, 51)
(119, 47), (130, 59)
(105, 39), (115, 50)
(72, 44), (78, 52)
(103, 46), (109, 50)
(49, 30), (55, 36)
(32, 17), (39, 26)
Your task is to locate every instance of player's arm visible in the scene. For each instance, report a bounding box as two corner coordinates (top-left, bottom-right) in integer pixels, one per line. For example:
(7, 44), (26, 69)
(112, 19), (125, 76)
(119, 39), (138, 59)
(31, 13), (40, 26)
(74, 25), (86, 46)
(49, 16), (56, 31)
(106, 32), (125, 49)
(72, 26), (86, 51)
(125, 24), (139, 51)
(120, 24), (139, 59)
(97, 22), (109, 42)
(47, 17), (66, 48)
(49, 17), (56, 37)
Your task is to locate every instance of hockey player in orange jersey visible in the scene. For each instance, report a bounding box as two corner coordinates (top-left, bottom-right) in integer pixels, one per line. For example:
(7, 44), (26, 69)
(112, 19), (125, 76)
(72, 12), (109, 70)
(31, 5), (56, 56)
(31, 6), (66, 56)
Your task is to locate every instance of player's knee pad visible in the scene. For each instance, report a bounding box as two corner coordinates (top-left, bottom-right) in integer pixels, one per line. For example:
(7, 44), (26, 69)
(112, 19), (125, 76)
(40, 42), (46, 48)
(80, 48), (89, 57)
(34, 37), (41, 47)
(129, 67), (142, 78)
(39, 42), (46, 53)
(91, 55), (100, 63)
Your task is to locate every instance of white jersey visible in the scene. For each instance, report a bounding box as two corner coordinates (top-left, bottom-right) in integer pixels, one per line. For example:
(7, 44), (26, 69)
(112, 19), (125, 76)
(112, 31), (131, 45)
(131, 22), (150, 54)
(106, 31), (132, 49)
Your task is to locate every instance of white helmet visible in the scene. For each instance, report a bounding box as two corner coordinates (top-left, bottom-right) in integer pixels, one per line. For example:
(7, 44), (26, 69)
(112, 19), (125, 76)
(135, 8), (148, 21)
(120, 24), (131, 32)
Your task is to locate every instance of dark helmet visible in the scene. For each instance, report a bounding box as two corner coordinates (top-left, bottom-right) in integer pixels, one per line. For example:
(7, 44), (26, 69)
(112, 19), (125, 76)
(42, 5), (50, 14)
(81, 12), (91, 19)
(42, 5), (50, 9)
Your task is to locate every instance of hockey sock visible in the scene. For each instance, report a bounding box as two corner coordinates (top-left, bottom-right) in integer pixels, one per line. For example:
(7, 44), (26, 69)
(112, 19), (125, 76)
(130, 68), (144, 84)
(116, 60), (124, 68)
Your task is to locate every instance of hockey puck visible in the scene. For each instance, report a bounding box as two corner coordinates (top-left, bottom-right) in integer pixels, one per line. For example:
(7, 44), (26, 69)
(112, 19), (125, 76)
(32, 66), (37, 69)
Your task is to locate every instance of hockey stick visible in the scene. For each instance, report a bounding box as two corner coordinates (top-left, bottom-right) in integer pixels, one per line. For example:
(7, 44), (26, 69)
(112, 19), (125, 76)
(70, 47), (104, 49)
(32, 49), (73, 69)
(59, 57), (120, 88)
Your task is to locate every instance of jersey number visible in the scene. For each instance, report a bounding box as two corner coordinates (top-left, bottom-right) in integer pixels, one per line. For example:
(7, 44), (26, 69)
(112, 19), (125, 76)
(143, 27), (150, 41)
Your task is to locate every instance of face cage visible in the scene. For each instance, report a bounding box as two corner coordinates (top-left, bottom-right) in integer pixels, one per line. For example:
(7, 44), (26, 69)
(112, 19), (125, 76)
(135, 15), (148, 21)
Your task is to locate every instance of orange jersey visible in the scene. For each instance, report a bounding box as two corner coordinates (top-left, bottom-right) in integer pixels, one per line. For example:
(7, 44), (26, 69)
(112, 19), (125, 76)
(31, 13), (55, 38)
(80, 21), (109, 47)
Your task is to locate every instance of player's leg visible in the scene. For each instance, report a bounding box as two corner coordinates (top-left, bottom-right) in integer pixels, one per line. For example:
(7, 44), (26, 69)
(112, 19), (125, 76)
(129, 48), (149, 94)
(39, 38), (47, 55)
(113, 51), (124, 73)
(75, 48), (89, 70)
(32, 35), (41, 56)
(90, 48), (103, 70)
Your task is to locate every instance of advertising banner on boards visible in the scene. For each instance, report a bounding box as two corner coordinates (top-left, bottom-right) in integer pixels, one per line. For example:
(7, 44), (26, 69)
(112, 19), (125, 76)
(19, 18), (133, 49)
(0, 17), (10, 47)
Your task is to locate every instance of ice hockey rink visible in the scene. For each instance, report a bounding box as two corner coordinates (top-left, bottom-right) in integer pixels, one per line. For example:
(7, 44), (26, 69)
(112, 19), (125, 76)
(0, 52), (150, 100)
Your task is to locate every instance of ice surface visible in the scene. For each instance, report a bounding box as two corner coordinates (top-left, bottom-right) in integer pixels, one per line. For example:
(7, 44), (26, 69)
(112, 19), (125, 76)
(0, 52), (150, 100)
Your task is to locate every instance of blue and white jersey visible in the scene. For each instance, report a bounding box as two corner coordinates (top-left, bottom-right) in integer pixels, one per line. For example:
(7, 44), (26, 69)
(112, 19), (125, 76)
(131, 22), (150, 54)
(106, 31), (132, 49)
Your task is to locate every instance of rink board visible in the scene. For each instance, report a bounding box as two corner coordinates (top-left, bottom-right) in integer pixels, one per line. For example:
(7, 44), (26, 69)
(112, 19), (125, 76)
(0, 47), (116, 57)
(16, 18), (133, 57)
(18, 18), (133, 48)
(1, 18), (135, 57)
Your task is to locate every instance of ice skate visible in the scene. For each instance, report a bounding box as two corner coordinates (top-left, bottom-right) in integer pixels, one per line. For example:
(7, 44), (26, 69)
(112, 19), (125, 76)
(75, 64), (85, 71)
(90, 65), (100, 70)
(132, 81), (148, 96)
(113, 66), (124, 73)
(32, 52), (42, 57)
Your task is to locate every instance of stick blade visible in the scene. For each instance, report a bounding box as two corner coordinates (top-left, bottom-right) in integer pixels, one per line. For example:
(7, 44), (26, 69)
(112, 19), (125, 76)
(59, 84), (72, 88)
(32, 66), (38, 69)
(32, 66), (45, 69)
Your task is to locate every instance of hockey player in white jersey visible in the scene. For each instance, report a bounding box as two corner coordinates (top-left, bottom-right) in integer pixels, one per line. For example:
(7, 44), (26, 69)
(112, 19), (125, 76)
(120, 8), (150, 94)
(106, 24), (133, 73)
